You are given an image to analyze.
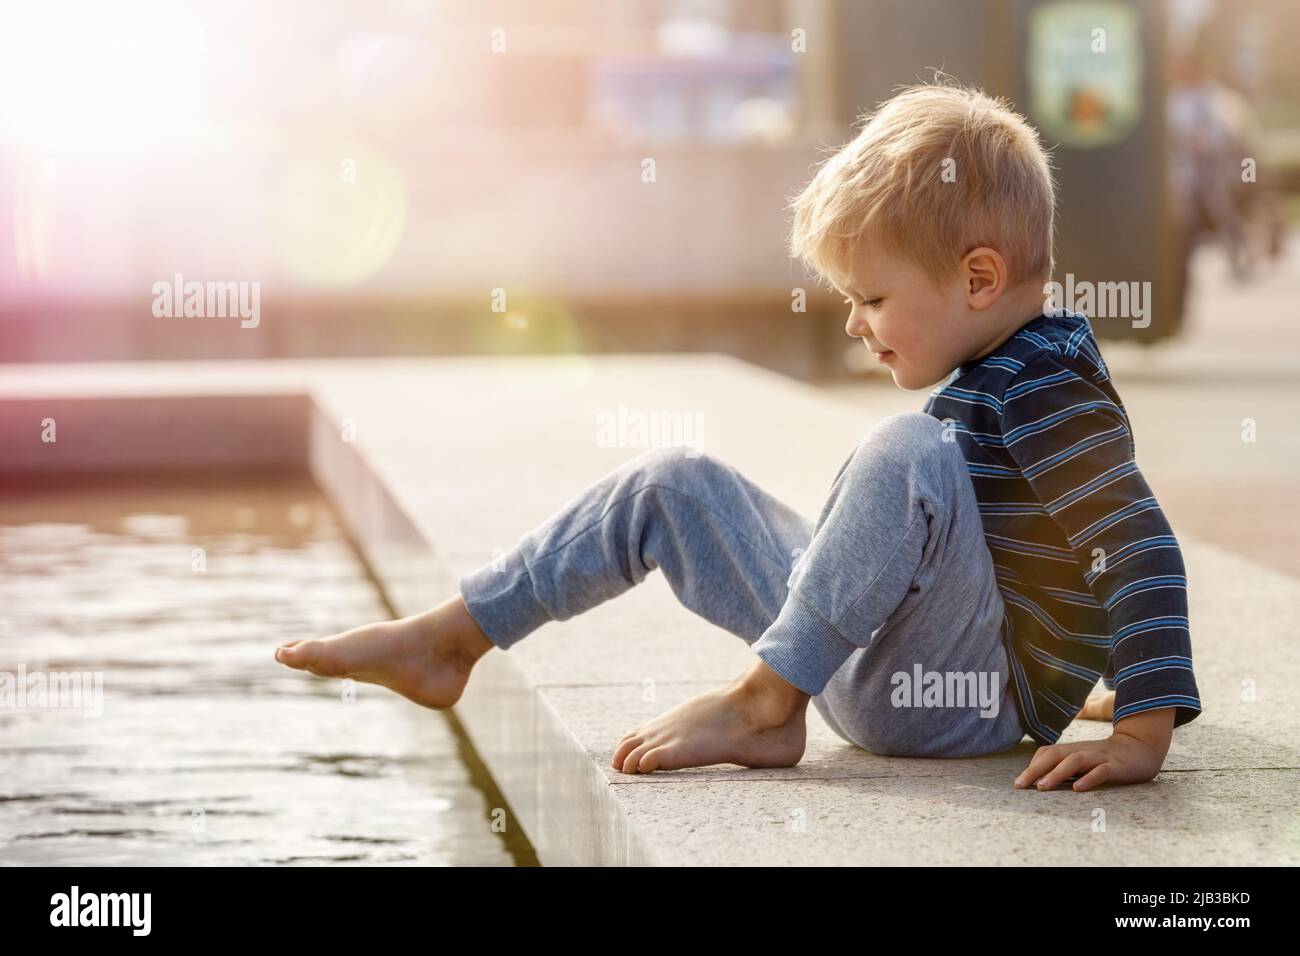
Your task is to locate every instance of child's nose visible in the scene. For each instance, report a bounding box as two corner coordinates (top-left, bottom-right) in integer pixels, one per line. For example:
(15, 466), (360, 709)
(845, 309), (870, 339)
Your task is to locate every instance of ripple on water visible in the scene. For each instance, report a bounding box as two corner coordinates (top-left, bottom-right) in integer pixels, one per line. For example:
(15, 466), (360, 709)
(0, 471), (536, 866)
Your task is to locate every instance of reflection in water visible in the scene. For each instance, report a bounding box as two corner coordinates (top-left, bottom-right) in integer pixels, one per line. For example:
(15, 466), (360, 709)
(0, 471), (536, 866)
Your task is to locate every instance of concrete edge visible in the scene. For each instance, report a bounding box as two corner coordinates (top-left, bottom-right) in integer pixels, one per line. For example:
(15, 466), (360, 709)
(0, 388), (632, 865)
(302, 397), (657, 865)
(7, 371), (1290, 865)
(0, 393), (311, 473)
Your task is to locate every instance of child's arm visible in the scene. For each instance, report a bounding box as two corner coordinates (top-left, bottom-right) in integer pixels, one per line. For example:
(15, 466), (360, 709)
(1014, 706), (1173, 792)
(999, 350), (1202, 787)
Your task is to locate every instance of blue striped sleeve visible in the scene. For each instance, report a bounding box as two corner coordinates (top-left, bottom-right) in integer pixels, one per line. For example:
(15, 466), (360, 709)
(998, 351), (1202, 730)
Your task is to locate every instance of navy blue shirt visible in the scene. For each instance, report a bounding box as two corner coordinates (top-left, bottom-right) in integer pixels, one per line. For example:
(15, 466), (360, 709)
(923, 310), (1202, 744)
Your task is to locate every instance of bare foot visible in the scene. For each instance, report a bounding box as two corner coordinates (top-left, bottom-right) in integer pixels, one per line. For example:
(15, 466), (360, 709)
(1077, 691), (1115, 721)
(610, 660), (809, 774)
(274, 595), (494, 709)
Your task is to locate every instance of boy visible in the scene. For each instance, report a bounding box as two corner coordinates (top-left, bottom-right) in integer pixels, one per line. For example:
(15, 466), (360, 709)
(275, 82), (1200, 792)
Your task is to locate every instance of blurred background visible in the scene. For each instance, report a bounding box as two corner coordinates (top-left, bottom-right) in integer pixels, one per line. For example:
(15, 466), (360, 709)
(1, 0), (1296, 379)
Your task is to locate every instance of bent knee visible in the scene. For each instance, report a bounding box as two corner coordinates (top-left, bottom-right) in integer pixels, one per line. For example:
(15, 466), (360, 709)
(627, 444), (725, 490)
(846, 412), (959, 473)
(866, 411), (945, 449)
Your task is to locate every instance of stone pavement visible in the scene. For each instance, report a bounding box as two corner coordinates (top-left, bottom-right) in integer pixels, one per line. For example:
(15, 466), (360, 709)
(4, 353), (1296, 864)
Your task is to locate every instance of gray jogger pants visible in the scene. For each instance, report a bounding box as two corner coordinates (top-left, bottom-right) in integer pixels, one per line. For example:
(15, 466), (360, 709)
(457, 411), (1025, 758)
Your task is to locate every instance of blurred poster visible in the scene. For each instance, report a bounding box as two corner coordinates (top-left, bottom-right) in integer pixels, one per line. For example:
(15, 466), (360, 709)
(1027, 0), (1143, 148)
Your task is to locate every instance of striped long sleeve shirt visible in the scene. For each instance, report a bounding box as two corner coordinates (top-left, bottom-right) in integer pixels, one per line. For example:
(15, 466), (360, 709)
(922, 310), (1202, 745)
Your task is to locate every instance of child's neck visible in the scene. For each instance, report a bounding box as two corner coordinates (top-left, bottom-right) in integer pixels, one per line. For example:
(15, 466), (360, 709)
(966, 284), (1046, 364)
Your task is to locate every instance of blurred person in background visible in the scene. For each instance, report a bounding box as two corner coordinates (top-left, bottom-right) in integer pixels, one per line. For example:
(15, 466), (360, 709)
(1167, 48), (1272, 283)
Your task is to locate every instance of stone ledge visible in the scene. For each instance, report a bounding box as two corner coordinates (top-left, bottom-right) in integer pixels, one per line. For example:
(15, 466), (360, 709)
(3, 355), (1295, 865)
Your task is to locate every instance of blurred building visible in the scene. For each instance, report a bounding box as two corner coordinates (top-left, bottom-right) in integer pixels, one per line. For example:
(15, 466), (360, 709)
(0, 0), (1296, 377)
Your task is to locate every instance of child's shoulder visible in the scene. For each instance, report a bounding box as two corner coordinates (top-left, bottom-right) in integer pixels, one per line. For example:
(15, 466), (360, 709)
(945, 311), (1107, 394)
(995, 312), (1133, 441)
(931, 311), (1121, 426)
(997, 311), (1114, 398)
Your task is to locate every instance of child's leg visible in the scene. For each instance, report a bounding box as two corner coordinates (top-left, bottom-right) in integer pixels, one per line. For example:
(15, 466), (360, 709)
(279, 411), (1022, 768)
(457, 445), (816, 654)
(769, 412), (1025, 759)
(274, 442), (817, 717)
(614, 411), (1022, 771)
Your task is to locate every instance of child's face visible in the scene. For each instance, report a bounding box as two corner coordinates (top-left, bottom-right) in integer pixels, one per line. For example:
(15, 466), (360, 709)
(831, 237), (978, 390)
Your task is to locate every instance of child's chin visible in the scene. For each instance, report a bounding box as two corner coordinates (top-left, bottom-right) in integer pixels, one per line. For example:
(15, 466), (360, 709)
(890, 367), (941, 391)
(884, 366), (917, 389)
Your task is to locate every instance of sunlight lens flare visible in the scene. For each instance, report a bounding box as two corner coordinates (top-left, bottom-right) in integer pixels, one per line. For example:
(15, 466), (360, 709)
(0, 0), (209, 152)
(273, 145), (409, 288)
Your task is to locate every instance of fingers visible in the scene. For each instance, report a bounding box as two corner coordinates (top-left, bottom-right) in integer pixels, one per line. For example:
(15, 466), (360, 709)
(1072, 761), (1114, 791)
(1035, 750), (1106, 791)
(1014, 743), (1100, 789)
(1014, 743), (1076, 788)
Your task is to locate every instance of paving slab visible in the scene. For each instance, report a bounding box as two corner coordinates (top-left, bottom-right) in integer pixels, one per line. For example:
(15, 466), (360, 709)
(610, 770), (1300, 866)
(2, 355), (1296, 865)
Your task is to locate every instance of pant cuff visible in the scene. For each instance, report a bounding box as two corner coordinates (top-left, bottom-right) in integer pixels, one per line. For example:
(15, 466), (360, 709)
(457, 549), (552, 650)
(751, 597), (857, 696)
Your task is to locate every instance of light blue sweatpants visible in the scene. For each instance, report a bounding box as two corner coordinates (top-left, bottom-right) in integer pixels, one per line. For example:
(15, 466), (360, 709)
(458, 412), (1025, 758)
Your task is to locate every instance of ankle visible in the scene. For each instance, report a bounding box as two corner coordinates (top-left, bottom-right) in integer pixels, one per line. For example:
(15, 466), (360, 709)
(456, 598), (495, 661)
(424, 595), (494, 663)
(732, 660), (809, 726)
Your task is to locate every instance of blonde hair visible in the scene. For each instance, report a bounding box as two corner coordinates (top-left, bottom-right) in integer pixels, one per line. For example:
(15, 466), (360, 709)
(789, 80), (1056, 290)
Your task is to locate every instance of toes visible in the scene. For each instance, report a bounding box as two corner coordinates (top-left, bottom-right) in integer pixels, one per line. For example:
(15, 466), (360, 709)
(613, 728), (641, 752)
(275, 641), (310, 668)
(611, 736), (642, 771)
(622, 742), (655, 774)
(638, 747), (667, 773)
(277, 639), (341, 677)
(1078, 698), (1105, 720)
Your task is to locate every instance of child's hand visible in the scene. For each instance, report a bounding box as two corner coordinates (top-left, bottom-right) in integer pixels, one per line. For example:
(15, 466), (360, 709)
(1014, 707), (1176, 792)
(1076, 690), (1115, 721)
(1013, 734), (1164, 791)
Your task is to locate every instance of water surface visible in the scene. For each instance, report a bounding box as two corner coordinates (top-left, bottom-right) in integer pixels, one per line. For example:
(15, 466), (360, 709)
(0, 471), (536, 866)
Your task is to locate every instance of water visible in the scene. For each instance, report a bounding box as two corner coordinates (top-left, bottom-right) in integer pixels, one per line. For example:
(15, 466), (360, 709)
(0, 471), (536, 866)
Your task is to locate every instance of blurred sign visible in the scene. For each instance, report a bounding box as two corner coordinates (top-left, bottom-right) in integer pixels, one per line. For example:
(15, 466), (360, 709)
(1027, 0), (1142, 148)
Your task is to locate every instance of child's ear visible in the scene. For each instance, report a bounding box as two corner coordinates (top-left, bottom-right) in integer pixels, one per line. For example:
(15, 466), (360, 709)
(961, 247), (1007, 308)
